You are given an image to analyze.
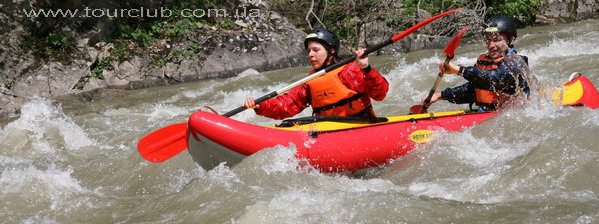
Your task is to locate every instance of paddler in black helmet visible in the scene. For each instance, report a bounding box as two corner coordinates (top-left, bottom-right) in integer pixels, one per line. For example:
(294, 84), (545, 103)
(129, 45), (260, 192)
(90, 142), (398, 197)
(243, 28), (389, 119)
(423, 16), (537, 111)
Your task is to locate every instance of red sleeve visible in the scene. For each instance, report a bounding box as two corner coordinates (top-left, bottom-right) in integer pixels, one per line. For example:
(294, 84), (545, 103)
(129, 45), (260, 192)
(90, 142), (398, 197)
(339, 62), (389, 101)
(253, 83), (310, 120)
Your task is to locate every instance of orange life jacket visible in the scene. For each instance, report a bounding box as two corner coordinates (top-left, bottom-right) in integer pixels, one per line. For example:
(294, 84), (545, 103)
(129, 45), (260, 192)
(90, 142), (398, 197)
(474, 54), (508, 107)
(307, 65), (373, 117)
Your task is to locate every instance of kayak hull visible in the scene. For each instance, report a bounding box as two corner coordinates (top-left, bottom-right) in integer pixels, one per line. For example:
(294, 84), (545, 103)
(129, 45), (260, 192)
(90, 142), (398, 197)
(187, 110), (497, 173)
(186, 72), (599, 173)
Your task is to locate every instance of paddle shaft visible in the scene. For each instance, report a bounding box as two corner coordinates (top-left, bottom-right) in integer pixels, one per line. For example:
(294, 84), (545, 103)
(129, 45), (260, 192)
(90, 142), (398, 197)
(419, 57), (452, 113)
(222, 8), (461, 118)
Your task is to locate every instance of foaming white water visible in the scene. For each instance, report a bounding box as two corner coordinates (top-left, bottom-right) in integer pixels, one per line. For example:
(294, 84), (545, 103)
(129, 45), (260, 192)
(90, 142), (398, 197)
(0, 98), (106, 221)
(530, 34), (599, 59)
(186, 145), (406, 223)
(146, 103), (190, 122)
(233, 144), (402, 187)
(183, 20), (599, 219)
(0, 160), (96, 222)
(233, 68), (266, 80)
(379, 20), (598, 206)
(157, 20), (599, 223)
(0, 165), (88, 202)
(0, 98), (94, 155)
(378, 95), (599, 204)
(524, 34), (599, 79)
(2, 20), (598, 223)
(386, 56), (439, 103)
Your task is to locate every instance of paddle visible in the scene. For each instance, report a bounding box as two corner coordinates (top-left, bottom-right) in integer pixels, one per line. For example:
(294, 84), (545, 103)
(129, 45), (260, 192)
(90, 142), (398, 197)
(410, 25), (470, 114)
(137, 122), (187, 163)
(224, 8), (462, 117)
(137, 8), (462, 163)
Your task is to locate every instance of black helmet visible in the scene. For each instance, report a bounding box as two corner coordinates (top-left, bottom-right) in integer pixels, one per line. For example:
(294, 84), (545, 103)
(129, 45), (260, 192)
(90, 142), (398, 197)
(484, 16), (517, 39)
(304, 28), (340, 52)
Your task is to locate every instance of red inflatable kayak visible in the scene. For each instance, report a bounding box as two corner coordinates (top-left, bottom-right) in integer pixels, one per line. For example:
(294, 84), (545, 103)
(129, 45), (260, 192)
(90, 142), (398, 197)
(182, 73), (599, 173)
(187, 110), (497, 173)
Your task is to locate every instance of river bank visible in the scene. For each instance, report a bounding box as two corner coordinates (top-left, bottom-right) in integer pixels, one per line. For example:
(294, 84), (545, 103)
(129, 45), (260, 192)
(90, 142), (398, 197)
(1, 0), (597, 117)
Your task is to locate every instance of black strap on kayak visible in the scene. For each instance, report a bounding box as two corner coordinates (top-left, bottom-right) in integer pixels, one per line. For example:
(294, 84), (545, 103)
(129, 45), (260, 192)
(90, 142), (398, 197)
(312, 93), (365, 114)
(276, 115), (388, 127)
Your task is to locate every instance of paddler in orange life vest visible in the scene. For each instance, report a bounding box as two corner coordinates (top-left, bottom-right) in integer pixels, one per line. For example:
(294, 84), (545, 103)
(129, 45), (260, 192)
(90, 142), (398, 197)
(243, 28), (389, 119)
(423, 16), (535, 111)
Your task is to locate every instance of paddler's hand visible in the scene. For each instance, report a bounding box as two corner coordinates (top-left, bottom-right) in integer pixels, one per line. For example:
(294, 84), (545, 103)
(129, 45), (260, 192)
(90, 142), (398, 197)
(354, 48), (369, 69)
(421, 92), (443, 105)
(439, 61), (461, 74)
(243, 98), (259, 109)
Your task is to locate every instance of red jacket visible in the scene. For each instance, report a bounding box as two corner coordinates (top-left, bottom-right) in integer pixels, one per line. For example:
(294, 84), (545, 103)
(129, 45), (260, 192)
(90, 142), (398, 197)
(255, 62), (389, 119)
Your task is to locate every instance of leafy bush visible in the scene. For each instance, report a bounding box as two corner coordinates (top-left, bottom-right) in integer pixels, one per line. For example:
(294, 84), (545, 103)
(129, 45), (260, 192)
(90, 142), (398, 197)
(403, 0), (464, 15)
(4, 79), (15, 89)
(18, 30), (73, 59)
(485, 0), (541, 26)
(165, 19), (194, 36)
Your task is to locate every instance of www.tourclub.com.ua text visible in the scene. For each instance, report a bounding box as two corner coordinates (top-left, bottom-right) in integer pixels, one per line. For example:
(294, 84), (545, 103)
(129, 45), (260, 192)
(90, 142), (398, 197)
(22, 7), (264, 19)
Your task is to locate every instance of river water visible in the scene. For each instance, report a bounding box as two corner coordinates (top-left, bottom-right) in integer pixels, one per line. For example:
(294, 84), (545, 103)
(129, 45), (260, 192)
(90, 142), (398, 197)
(1, 19), (598, 223)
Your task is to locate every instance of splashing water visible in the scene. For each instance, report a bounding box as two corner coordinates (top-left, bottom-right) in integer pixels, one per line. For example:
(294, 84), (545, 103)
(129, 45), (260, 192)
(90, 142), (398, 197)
(1, 20), (599, 223)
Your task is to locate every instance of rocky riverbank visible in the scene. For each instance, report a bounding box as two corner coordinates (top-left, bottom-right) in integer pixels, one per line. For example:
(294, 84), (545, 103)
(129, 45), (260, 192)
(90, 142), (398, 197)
(1, 0), (597, 117)
(0, 0), (310, 116)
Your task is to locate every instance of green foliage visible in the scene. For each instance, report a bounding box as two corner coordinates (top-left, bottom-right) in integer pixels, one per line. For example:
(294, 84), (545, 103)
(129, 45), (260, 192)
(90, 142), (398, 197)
(268, 0), (546, 48)
(403, 0), (463, 15)
(116, 20), (161, 47)
(151, 45), (201, 67)
(152, 48), (179, 67)
(46, 31), (70, 50)
(131, 30), (154, 47)
(115, 22), (134, 39)
(189, 43), (200, 52)
(165, 19), (194, 36)
(151, 57), (168, 67)
(194, 21), (204, 29)
(110, 0), (218, 48)
(485, 0), (541, 26)
(73, 82), (85, 90)
(170, 0), (217, 25)
(88, 60), (111, 79)
(219, 18), (236, 30)
(174, 0), (218, 9)
(18, 35), (37, 50)
(74, 59), (112, 90)
(130, 25), (159, 47)
(18, 31), (72, 59)
(307, 1), (361, 47)
(4, 79), (15, 89)
(112, 41), (128, 60)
